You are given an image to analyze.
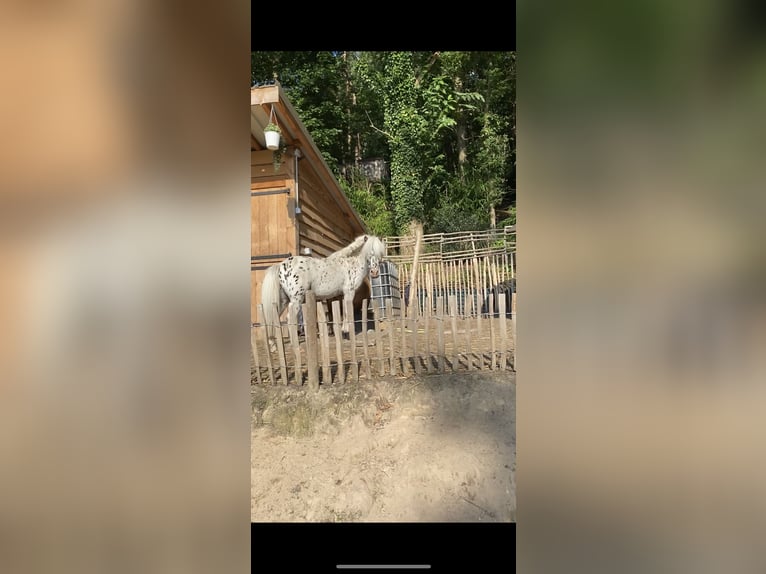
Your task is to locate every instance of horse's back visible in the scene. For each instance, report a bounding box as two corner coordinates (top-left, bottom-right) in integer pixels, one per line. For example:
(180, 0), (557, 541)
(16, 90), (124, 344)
(279, 256), (345, 300)
(308, 258), (347, 298)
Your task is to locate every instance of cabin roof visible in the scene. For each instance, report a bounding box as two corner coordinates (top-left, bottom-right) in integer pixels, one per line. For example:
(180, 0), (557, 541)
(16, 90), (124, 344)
(250, 82), (367, 234)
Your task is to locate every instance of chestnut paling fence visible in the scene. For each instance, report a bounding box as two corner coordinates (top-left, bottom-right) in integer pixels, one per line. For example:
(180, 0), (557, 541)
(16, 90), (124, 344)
(251, 228), (516, 389)
(251, 292), (516, 389)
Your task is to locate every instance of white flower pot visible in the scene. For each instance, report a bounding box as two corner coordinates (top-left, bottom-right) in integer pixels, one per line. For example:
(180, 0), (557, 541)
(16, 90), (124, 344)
(265, 130), (281, 150)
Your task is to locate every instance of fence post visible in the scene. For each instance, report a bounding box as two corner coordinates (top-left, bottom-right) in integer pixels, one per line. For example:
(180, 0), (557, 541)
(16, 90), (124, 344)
(317, 301), (332, 384)
(251, 325), (262, 384)
(272, 303), (289, 384)
(512, 292), (517, 370)
(332, 300), (344, 383)
(288, 303), (302, 385)
(305, 291), (319, 391)
(345, 298), (358, 383)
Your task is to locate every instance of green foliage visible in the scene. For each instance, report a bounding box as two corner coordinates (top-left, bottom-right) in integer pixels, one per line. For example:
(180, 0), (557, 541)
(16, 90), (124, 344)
(251, 51), (515, 235)
(498, 205), (516, 228)
(339, 166), (396, 237)
(380, 52), (425, 232)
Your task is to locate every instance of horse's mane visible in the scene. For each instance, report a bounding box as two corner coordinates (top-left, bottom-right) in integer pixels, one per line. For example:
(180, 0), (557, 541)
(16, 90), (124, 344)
(361, 235), (386, 260)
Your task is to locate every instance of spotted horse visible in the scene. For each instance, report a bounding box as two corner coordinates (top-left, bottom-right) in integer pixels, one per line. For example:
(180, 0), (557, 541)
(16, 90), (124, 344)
(260, 235), (386, 352)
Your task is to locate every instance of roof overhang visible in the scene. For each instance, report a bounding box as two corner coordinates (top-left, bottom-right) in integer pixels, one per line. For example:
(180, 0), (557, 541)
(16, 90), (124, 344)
(250, 83), (368, 234)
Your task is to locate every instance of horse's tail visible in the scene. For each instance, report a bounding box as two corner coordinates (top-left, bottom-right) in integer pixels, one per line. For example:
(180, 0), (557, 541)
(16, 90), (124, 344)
(261, 264), (285, 348)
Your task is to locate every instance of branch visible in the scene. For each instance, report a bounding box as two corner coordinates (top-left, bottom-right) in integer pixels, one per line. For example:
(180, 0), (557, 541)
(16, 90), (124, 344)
(365, 110), (393, 140)
(415, 51), (441, 87)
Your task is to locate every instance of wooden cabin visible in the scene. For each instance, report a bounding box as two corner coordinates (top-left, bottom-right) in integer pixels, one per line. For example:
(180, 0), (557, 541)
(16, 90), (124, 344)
(251, 83), (367, 324)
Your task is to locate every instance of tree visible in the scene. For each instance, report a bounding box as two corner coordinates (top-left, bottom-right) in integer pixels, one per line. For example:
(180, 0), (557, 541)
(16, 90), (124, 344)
(251, 51), (516, 235)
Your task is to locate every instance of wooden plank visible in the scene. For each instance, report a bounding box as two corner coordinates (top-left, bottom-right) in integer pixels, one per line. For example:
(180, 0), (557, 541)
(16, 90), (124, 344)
(439, 261), (445, 302)
(251, 326), (261, 385)
(250, 85), (280, 105)
(297, 211), (350, 252)
(499, 293), (508, 370)
(407, 226), (423, 320)
(476, 299), (485, 371)
(372, 299), (386, 376)
(400, 299), (408, 375)
(465, 293), (474, 371)
(332, 300), (344, 384)
(457, 260), (463, 317)
(298, 164), (363, 234)
(257, 305), (276, 384)
(410, 312), (420, 375)
(462, 260), (468, 317)
(361, 300), (371, 380)
(272, 303), (289, 384)
(317, 301), (332, 385)
(450, 261), (457, 304)
(449, 295), (459, 371)
(386, 299), (397, 376)
(345, 299), (358, 383)
(287, 303), (302, 385)
(489, 293), (496, 371)
(436, 296), (445, 372)
(512, 292), (517, 370)
(424, 292), (433, 374)
(304, 291), (319, 391)
(473, 258), (482, 337)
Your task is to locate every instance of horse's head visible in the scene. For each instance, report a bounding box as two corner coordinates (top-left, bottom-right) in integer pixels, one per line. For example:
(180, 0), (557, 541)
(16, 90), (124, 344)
(366, 236), (386, 260)
(368, 254), (380, 279)
(363, 236), (386, 279)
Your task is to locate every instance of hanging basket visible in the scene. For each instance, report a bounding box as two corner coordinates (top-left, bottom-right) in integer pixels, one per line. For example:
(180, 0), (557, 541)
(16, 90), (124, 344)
(264, 105), (281, 150)
(265, 129), (281, 150)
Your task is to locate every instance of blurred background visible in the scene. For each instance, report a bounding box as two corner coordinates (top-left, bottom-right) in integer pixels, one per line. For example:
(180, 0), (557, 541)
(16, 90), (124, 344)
(518, 0), (766, 572)
(3, 0), (766, 572)
(0, 1), (250, 572)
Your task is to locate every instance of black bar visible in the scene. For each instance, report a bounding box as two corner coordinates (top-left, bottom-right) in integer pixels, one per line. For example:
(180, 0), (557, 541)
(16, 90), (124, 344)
(251, 523), (515, 572)
(251, 188), (290, 197)
(251, 253), (291, 261)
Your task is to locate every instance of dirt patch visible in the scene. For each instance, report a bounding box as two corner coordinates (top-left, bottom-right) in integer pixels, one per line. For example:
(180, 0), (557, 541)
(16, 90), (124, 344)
(251, 371), (515, 522)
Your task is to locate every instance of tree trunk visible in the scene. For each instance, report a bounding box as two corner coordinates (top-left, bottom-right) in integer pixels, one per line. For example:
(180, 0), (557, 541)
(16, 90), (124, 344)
(342, 51), (353, 163)
(455, 75), (467, 178)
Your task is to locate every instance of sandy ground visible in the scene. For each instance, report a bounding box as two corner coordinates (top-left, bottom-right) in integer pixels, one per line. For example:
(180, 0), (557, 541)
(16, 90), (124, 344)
(251, 371), (515, 522)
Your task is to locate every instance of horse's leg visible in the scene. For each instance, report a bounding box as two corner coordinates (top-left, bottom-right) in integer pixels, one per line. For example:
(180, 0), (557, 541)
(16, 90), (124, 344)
(341, 291), (354, 337)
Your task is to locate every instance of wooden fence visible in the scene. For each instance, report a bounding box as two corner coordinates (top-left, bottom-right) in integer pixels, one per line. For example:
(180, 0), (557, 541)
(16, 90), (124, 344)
(386, 226), (515, 318)
(251, 288), (516, 389)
